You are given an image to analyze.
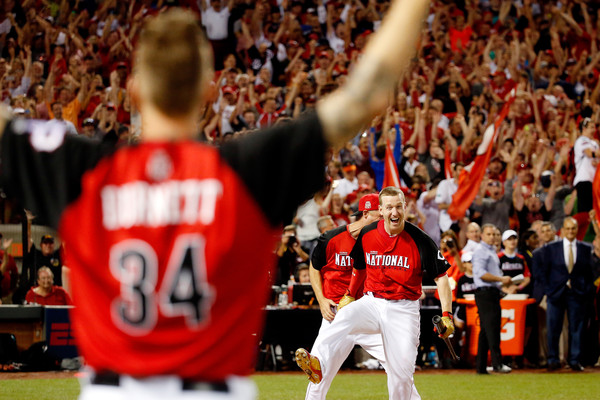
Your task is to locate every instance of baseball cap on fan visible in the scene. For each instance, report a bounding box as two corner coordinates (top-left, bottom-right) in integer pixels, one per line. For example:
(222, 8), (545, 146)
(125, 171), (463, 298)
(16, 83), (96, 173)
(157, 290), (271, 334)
(501, 229), (518, 242)
(461, 252), (473, 263)
(351, 193), (379, 217)
(41, 234), (54, 244)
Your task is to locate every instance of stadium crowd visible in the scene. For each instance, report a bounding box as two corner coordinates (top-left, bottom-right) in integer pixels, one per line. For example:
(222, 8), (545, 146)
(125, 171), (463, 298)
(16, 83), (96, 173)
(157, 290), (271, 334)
(0, 0), (600, 371)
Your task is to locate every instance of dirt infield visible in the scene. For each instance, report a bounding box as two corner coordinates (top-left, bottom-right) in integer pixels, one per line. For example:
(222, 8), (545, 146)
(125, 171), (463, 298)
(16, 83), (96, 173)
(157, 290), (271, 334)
(0, 370), (77, 380)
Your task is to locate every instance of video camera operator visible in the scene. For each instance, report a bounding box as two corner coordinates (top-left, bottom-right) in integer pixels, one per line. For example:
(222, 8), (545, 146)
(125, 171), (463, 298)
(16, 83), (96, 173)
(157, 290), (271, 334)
(275, 225), (309, 285)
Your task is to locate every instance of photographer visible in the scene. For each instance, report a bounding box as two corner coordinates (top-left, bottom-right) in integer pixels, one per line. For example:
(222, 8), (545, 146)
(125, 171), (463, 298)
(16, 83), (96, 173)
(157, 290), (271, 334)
(275, 225), (309, 285)
(440, 230), (465, 299)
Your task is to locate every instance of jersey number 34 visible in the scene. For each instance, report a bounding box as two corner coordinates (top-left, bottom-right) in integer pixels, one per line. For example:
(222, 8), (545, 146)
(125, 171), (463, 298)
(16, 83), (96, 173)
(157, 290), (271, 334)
(109, 234), (215, 336)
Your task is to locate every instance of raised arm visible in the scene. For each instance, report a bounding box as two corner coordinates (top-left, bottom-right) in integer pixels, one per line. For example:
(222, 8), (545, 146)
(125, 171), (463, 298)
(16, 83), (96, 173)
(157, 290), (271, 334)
(317, 0), (429, 147)
(544, 173), (559, 211)
(512, 175), (524, 212)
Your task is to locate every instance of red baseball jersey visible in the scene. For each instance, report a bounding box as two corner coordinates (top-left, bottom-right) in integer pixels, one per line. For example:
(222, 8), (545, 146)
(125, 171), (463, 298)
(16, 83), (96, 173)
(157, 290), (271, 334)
(0, 113), (326, 381)
(311, 225), (363, 303)
(350, 220), (450, 300)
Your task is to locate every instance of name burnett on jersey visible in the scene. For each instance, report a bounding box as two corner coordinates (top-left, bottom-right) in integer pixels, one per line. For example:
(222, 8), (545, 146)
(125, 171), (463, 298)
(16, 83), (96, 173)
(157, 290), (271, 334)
(365, 253), (410, 269)
(101, 179), (222, 230)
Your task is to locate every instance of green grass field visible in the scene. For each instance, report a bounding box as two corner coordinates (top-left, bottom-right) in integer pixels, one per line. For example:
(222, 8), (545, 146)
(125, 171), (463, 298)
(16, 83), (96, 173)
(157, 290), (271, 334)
(1, 371), (600, 400)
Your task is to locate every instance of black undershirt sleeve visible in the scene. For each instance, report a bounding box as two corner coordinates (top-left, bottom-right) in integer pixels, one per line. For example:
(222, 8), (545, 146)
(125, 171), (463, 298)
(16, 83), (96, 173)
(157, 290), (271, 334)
(219, 112), (327, 227)
(350, 222), (377, 270)
(311, 226), (345, 271)
(1, 119), (107, 229)
(404, 222), (450, 281)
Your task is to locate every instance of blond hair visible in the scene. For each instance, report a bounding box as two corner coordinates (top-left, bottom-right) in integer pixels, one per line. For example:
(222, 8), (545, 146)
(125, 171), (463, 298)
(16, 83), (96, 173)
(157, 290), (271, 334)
(379, 186), (404, 204)
(136, 9), (213, 116)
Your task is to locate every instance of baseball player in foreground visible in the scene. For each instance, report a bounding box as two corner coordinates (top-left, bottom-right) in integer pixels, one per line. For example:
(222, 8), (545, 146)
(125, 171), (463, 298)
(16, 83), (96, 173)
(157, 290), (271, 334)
(304, 193), (386, 399)
(0, 1), (430, 399)
(296, 187), (454, 400)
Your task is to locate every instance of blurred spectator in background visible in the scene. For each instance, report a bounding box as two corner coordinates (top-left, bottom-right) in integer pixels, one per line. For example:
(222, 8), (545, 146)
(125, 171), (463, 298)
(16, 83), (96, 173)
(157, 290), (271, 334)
(276, 225), (309, 286)
(472, 224), (512, 374)
(472, 177), (514, 234)
(200, 0), (234, 70)
(33, 234), (64, 287)
(533, 217), (596, 371)
(25, 267), (72, 306)
(334, 161), (359, 200)
(435, 162), (463, 234)
(462, 222), (481, 254)
(573, 118), (599, 213)
(454, 251), (476, 365)
(296, 263), (311, 284)
(0, 235), (17, 304)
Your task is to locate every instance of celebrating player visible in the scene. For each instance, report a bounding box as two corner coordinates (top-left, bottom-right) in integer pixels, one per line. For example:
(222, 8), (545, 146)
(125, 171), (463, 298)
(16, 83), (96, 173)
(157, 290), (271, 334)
(0, 1), (430, 399)
(296, 187), (454, 400)
(304, 193), (385, 399)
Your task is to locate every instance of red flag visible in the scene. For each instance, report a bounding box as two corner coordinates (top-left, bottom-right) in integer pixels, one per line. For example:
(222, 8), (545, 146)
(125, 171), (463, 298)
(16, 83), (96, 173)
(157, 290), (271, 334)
(383, 139), (401, 188)
(447, 95), (515, 221)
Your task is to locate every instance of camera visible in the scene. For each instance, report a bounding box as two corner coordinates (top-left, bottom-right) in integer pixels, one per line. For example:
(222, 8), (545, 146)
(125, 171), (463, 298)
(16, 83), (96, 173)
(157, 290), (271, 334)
(288, 235), (297, 245)
(443, 238), (455, 249)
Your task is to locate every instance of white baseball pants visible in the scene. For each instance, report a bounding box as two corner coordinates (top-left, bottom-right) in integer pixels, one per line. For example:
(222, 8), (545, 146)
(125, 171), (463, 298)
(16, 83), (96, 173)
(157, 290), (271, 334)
(78, 373), (257, 400)
(310, 293), (421, 400)
(305, 315), (387, 400)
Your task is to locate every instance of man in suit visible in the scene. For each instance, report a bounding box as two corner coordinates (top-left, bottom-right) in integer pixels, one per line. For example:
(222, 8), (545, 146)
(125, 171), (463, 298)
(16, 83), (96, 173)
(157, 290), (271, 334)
(532, 217), (595, 371)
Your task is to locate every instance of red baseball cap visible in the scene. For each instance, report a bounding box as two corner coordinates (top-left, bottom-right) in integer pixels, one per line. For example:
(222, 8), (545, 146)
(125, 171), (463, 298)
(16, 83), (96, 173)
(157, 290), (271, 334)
(222, 85), (237, 96)
(516, 163), (531, 171)
(352, 193), (379, 217)
(318, 51), (332, 59)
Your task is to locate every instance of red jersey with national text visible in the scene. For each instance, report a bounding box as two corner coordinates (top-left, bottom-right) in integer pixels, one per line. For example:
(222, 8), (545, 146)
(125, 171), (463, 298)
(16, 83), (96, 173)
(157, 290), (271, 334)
(350, 220), (450, 300)
(311, 225), (362, 303)
(0, 114), (326, 381)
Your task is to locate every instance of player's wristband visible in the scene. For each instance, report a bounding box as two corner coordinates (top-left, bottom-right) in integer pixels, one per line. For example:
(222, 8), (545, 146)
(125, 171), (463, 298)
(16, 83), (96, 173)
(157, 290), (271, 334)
(442, 311), (453, 319)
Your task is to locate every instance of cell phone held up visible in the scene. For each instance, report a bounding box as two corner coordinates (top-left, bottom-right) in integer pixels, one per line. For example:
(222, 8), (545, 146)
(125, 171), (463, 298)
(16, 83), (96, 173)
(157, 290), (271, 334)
(287, 235), (297, 246)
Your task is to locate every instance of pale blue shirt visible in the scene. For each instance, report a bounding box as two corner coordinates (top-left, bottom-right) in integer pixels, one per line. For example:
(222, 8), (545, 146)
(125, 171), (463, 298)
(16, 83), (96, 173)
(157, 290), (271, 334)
(472, 241), (502, 289)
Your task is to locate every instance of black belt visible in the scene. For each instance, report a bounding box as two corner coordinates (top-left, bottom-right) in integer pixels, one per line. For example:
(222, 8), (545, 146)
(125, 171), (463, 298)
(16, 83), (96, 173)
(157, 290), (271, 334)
(91, 371), (229, 393)
(475, 286), (499, 292)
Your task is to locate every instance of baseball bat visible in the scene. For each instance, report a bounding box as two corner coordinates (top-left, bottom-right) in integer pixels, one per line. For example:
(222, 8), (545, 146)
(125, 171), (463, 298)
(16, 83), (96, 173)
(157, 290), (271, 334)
(432, 315), (460, 361)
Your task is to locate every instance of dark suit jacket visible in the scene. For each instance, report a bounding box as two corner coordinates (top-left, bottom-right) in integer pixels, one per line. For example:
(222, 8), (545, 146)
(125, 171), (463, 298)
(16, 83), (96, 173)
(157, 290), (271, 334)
(532, 240), (595, 302)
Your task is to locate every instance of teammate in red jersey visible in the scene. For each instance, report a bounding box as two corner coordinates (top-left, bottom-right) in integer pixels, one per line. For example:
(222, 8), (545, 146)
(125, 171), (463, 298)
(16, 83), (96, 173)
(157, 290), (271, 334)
(296, 187), (454, 400)
(301, 193), (385, 399)
(0, 2), (430, 399)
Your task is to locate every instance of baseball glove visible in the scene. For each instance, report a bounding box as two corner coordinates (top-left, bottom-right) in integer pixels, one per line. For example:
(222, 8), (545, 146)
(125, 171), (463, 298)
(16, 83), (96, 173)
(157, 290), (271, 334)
(439, 316), (455, 339)
(337, 294), (355, 310)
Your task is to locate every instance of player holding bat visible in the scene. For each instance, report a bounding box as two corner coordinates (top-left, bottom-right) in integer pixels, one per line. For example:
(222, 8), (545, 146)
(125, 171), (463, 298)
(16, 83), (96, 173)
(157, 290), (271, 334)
(0, 1), (432, 400)
(296, 187), (454, 400)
